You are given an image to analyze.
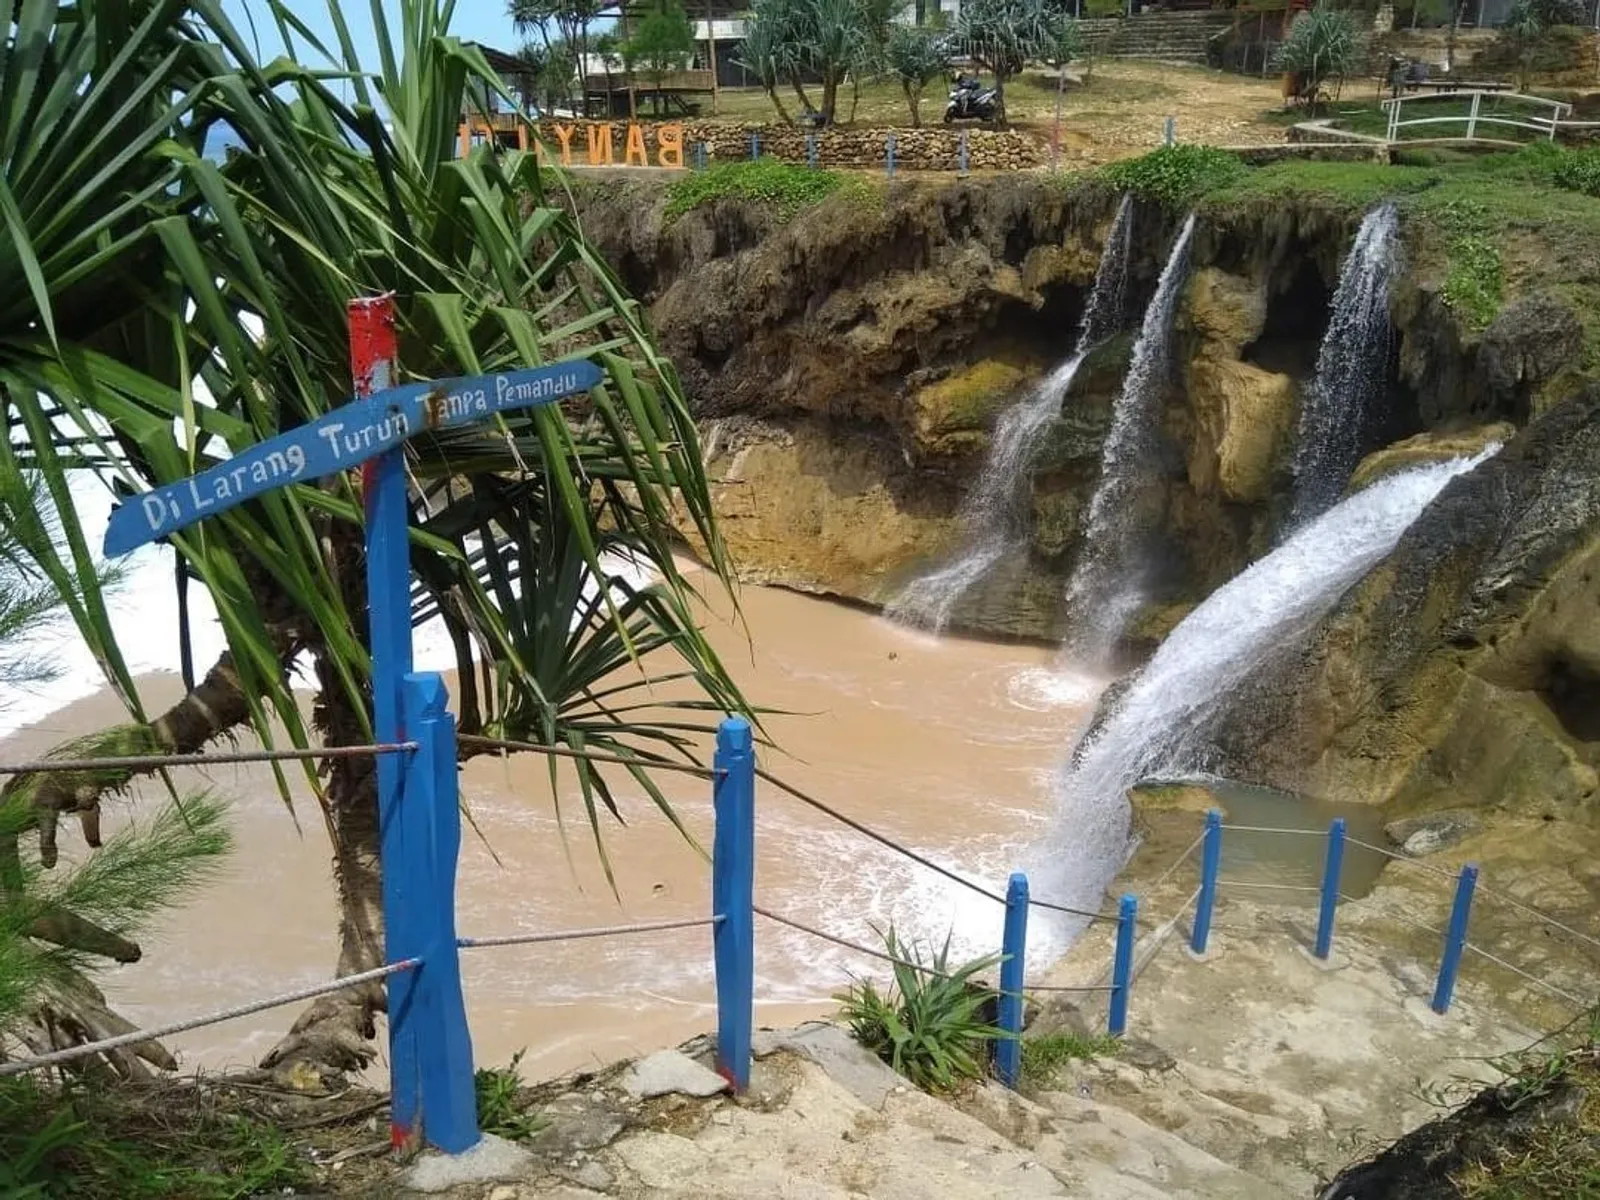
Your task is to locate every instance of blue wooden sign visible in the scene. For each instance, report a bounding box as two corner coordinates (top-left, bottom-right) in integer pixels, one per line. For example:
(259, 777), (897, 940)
(104, 361), (603, 556)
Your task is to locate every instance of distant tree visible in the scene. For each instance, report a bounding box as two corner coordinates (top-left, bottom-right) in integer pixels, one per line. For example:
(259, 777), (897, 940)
(1505, 0), (1544, 88)
(955, 0), (1066, 125)
(593, 30), (623, 113)
(517, 38), (578, 113)
(735, 8), (800, 123)
(1532, 0), (1585, 25)
(624, 0), (697, 114)
(1274, 3), (1362, 110)
(887, 27), (948, 126)
(1407, 0), (1449, 30)
(738, 0), (871, 125)
(510, 0), (608, 113)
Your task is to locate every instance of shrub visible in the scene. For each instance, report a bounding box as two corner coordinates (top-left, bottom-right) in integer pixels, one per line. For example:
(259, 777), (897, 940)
(1102, 144), (1248, 208)
(1553, 146), (1600, 195)
(1020, 1031), (1120, 1085)
(474, 1050), (544, 1140)
(663, 160), (851, 220)
(1532, 0), (1586, 25)
(1274, 3), (1363, 108)
(836, 927), (1007, 1093)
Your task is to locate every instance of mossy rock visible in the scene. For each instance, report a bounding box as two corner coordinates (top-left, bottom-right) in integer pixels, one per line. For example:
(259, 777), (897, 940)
(1030, 487), (1083, 560)
(912, 360), (1035, 456)
(1347, 424), (1514, 492)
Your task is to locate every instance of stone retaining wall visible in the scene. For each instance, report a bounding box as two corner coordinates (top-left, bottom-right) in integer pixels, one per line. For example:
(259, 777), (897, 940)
(681, 122), (1045, 172)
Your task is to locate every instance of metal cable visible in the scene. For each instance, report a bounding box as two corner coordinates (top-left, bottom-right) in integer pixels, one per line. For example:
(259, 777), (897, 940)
(1028, 897), (1117, 923)
(1219, 824), (1322, 836)
(1462, 943), (1590, 1009)
(1468, 883), (1600, 959)
(1148, 830), (1207, 893)
(0, 743), (417, 777)
(752, 904), (1112, 994)
(0, 959), (420, 1078)
(1217, 879), (1320, 892)
(458, 733), (721, 777)
(1346, 837), (1461, 884)
(1340, 893), (1445, 940)
(1133, 887), (1203, 980)
(459, 916), (721, 949)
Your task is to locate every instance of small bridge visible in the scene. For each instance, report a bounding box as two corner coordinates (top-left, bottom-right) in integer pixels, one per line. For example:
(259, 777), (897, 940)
(1381, 89), (1572, 143)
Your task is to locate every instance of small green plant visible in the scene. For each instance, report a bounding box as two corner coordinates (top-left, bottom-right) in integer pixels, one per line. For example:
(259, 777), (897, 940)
(475, 1049), (544, 1140)
(1274, 3), (1363, 110)
(663, 160), (857, 221)
(836, 926), (1007, 1093)
(1553, 147), (1600, 197)
(1442, 234), (1504, 330)
(1102, 145), (1248, 209)
(1019, 1030), (1120, 1085)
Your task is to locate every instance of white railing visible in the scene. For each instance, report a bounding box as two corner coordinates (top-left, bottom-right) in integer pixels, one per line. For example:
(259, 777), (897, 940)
(1381, 89), (1574, 142)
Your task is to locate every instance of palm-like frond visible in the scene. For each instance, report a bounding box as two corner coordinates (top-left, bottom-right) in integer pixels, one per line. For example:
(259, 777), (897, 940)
(2, 0), (746, 840)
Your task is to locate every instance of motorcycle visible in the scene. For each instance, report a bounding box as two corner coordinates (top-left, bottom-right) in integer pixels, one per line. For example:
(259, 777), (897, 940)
(943, 75), (998, 125)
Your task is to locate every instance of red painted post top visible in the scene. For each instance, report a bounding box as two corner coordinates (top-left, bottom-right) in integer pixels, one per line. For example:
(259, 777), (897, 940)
(348, 294), (398, 399)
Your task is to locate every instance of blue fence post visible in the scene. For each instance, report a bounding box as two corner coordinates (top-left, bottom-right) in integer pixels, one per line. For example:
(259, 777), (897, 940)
(749, 131), (760, 161)
(886, 132), (896, 178)
(713, 715), (755, 1091)
(1108, 894), (1137, 1036)
(958, 128), (969, 175)
(1314, 818), (1347, 960)
(995, 872), (1029, 1089)
(806, 132), (818, 169)
(1432, 863), (1479, 1014)
(350, 296), (423, 1148)
(1190, 809), (1222, 955)
(402, 672), (479, 1153)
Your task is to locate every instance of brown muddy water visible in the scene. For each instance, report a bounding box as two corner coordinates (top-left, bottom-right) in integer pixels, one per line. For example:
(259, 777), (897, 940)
(6, 574), (1097, 1082)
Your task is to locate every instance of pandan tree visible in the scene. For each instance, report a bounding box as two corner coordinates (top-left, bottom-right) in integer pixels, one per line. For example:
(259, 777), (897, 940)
(1, 0), (747, 1080)
(1274, 2), (1362, 111)
(735, 8), (800, 124)
(954, 0), (1066, 126)
(886, 27), (948, 127)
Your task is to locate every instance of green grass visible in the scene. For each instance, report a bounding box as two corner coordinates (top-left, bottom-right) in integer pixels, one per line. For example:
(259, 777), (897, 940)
(1020, 1031), (1120, 1086)
(475, 1049), (545, 1141)
(0, 1076), (314, 1200)
(663, 159), (871, 221)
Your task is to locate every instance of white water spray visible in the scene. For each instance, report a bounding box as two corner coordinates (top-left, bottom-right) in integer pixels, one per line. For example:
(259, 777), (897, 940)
(1031, 448), (1497, 947)
(887, 195), (1134, 632)
(1061, 213), (1197, 664)
(1289, 203), (1401, 528)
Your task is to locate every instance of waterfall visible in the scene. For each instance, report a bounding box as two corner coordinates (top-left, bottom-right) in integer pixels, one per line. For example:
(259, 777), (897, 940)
(1289, 203), (1402, 529)
(1030, 448), (1498, 937)
(886, 195), (1134, 632)
(1061, 213), (1197, 664)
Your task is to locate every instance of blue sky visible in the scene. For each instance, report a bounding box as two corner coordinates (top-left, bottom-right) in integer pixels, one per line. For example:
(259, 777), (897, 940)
(220, 1), (524, 69)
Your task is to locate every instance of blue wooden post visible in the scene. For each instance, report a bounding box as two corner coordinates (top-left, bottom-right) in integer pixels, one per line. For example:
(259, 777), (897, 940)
(402, 672), (479, 1152)
(886, 132), (896, 178)
(1432, 863), (1479, 1014)
(806, 132), (818, 169)
(995, 872), (1029, 1089)
(1190, 809), (1222, 955)
(749, 131), (760, 160)
(713, 715), (755, 1090)
(350, 296), (423, 1148)
(958, 129), (969, 174)
(1108, 893), (1137, 1036)
(1314, 818), (1346, 960)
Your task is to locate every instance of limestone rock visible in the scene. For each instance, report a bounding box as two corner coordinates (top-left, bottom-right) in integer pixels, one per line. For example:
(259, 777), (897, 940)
(1478, 292), (1585, 414)
(1186, 267), (1267, 355)
(911, 359), (1037, 459)
(1348, 423), (1515, 492)
(1204, 384), (1600, 817)
(751, 1021), (903, 1109)
(1188, 356), (1296, 503)
(400, 1132), (535, 1194)
(1384, 809), (1481, 857)
(621, 1049), (731, 1100)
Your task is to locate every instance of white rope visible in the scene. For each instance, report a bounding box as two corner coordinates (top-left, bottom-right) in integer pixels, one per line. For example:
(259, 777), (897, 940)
(1217, 879), (1320, 892)
(1462, 943), (1589, 1009)
(0, 959), (419, 1077)
(458, 916), (721, 949)
(1219, 824), (1322, 835)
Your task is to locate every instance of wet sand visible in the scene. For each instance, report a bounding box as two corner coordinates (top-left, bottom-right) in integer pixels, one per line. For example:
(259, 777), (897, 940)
(4, 577), (1093, 1081)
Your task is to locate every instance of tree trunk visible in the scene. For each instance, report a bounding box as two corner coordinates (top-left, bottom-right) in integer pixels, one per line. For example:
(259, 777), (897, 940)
(259, 523), (384, 1083)
(904, 80), (921, 127)
(789, 72), (816, 114)
(848, 74), (860, 124)
(820, 70), (840, 125)
(766, 80), (794, 124)
(994, 73), (1009, 127)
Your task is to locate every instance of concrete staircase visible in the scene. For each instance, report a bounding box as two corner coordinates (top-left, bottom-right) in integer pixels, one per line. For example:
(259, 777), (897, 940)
(1080, 12), (1236, 64)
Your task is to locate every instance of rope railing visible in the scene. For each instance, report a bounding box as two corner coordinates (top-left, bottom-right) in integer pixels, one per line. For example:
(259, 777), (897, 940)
(1463, 942), (1590, 1010)
(754, 766), (1112, 924)
(458, 916), (722, 950)
(0, 958), (420, 1078)
(753, 903), (1114, 995)
(458, 732), (721, 778)
(0, 742), (418, 776)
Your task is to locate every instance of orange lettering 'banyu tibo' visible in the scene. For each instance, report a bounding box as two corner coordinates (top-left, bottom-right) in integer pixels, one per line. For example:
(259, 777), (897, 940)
(506, 122), (684, 170)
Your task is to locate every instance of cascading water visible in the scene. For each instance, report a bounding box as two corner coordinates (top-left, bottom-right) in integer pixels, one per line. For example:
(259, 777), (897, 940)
(1029, 448), (1498, 946)
(1060, 213), (1197, 664)
(1288, 203), (1402, 529)
(886, 195), (1134, 632)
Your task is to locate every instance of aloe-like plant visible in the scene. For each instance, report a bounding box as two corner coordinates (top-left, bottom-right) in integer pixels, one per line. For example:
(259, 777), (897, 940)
(2, 0), (748, 1076)
(836, 927), (1008, 1093)
(1274, 3), (1362, 110)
